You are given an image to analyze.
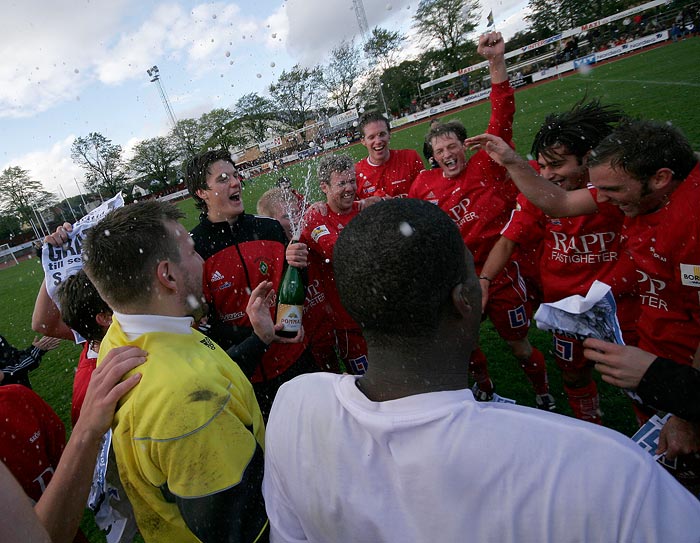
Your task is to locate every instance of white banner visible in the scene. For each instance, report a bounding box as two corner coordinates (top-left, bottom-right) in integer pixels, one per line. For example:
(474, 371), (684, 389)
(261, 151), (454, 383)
(42, 192), (124, 301)
(329, 109), (359, 127)
(531, 30), (668, 82)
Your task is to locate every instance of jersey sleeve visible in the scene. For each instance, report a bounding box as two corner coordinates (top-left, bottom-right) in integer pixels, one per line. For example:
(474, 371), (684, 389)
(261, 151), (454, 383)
(501, 195), (546, 246)
(300, 208), (336, 262)
(485, 81), (515, 144)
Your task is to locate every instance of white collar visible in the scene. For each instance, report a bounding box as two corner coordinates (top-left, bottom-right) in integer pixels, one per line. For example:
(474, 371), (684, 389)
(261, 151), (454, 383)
(367, 151), (390, 167)
(113, 311), (194, 341)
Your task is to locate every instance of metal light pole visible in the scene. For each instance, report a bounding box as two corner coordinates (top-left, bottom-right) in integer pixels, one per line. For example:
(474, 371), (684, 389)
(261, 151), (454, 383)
(352, 0), (390, 118)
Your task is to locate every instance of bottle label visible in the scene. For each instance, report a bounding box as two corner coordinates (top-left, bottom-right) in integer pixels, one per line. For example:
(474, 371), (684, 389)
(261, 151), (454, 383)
(276, 304), (303, 332)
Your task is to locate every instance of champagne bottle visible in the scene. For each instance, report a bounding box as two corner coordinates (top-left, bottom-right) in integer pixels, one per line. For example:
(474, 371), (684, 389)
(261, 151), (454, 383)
(275, 262), (305, 338)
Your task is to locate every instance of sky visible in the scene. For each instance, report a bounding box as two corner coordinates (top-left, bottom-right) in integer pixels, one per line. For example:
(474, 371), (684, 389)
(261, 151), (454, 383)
(0, 0), (529, 199)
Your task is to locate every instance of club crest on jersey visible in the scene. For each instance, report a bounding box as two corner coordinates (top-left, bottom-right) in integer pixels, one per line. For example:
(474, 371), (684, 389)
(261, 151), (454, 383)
(507, 305), (528, 328)
(680, 263), (700, 287)
(554, 337), (574, 361)
(259, 261), (269, 275)
(311, 225), (330, 242)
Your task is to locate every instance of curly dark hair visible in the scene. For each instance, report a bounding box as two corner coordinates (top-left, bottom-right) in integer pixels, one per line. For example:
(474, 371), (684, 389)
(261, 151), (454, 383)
(531, 99), (626, 162)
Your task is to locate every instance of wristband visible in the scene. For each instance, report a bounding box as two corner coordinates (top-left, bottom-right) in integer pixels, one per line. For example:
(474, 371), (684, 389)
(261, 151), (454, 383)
(479, 275), (492, 282)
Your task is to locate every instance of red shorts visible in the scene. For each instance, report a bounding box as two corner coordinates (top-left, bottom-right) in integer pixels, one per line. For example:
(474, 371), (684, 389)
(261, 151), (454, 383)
(484, 261), (533, 342)
(552, 333), (591, 372)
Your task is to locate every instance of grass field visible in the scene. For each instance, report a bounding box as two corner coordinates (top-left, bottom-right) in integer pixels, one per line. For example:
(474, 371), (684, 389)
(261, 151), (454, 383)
(1, 38), (698, 541)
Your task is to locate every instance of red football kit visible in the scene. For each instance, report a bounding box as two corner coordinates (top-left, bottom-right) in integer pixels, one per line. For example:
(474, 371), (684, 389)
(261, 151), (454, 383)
(618, 163), (700, 365)
(300, 202), (367, 374)
(0, 384), (65, 502)
(409, 81), (549, 399)
(70, 342), (97, 426)
(409, 81), (527, 342)
(355, 149), (424, 199)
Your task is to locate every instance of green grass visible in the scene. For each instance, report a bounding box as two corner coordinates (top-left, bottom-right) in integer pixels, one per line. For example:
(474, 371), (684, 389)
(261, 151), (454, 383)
(2, 38), (698, 541)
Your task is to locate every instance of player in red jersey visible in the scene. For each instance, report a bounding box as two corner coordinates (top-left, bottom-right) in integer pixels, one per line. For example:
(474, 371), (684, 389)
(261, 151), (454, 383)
(409, 31), (553, 410)
(355, 111), (424, 199)
(286, 154), (381, 374)
(257, 187), (338, 372)
(480, 100), (631, 424)
(467, 120), (700, 458)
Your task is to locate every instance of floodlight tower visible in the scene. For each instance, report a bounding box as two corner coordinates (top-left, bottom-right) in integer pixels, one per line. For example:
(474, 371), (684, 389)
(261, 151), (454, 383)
(147, 65), (179, 130)
(352, 0), (390, 117)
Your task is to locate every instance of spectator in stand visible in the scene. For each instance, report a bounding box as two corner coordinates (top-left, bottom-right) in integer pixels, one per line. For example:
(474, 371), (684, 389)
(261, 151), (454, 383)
(409, 31), (554, 411)
(286, 154), (381, 374)
(0, 333), (59, 388)
(262, 198), (700, 543)
(466, 119), (700, 461)
(0, 345), (145, 543)
(479, 99), (632, 425)
(185, 149), (311, 419)
(355, 111), (424, 199)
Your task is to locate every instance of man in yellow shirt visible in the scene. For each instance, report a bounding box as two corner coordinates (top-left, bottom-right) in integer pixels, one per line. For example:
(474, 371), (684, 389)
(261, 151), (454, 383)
(83, 200), (267, 543)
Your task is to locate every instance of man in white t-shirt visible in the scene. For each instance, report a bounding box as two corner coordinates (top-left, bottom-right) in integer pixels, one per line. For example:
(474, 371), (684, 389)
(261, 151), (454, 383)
(262, 198), (700, 543)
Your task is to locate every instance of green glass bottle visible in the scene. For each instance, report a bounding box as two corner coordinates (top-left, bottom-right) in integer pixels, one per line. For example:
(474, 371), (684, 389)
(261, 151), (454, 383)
(276, 263), (305, 338)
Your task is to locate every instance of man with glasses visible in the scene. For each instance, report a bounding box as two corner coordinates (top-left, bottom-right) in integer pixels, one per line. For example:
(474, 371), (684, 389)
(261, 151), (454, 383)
(185, 150), (315, 419)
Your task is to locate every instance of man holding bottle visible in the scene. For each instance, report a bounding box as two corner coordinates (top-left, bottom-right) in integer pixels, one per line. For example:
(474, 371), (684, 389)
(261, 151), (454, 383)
(185, 149), (313, 419)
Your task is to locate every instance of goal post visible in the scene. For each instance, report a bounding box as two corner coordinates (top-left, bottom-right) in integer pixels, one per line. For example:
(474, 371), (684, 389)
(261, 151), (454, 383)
(0, 243), (19, 268)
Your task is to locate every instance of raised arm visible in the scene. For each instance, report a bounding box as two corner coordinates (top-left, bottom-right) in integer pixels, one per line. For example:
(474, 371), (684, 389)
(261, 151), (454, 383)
(465, 133), (598, 217)
(478, 31), (507, 84)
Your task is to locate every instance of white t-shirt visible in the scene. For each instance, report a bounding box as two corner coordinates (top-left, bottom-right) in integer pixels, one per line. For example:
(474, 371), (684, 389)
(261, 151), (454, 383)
(263, 373), (700, 543)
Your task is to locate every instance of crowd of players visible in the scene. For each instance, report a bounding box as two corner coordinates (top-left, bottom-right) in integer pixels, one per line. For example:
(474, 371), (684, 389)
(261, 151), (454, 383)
(2, 31), (700, 542)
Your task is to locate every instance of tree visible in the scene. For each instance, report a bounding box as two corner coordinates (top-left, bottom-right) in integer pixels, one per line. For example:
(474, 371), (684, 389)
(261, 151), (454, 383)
(269, 64), (323, 133)
(380, 59), (426, 114)
(0, 214), (22, 240)
(0, 166), (57, 226)
(413, 0), (481, 72)
(234, 93), (278, 143)
(321, 40), (366, 112)
(71, 133), (127, 197)
(198, 108), (247, 152)
(127, 136), (180, 187)
(170, 118), (209, 160)
(525, 0), (623, 35)
(363, 27), (406, 72)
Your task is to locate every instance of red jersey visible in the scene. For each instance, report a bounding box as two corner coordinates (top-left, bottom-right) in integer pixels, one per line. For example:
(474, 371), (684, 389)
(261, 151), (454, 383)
(503, 192), (625, 301)
(409, 81), (519, 268)
(71, 342), (97, 426)
(300, 202), (362, 331)
(619, 164), (700, 364)
(0, 384), (65, 502)
(356, 149), (424, 199)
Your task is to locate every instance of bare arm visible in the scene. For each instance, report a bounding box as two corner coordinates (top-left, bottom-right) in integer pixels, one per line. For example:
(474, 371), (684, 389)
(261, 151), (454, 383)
(34, 346), (146, 543)
(480, 236), (517, 312)
(465, 133), (598, 217)
(32, 223), (76, 339)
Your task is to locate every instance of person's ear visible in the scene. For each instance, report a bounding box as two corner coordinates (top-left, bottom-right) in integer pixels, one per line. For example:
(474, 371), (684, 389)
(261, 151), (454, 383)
(95, 311), (112, 329)
(195, 187), (208, 202)
(451, 283), (474, 319)
(156, 260), (177, 292)
(648, 168), (674, 191)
